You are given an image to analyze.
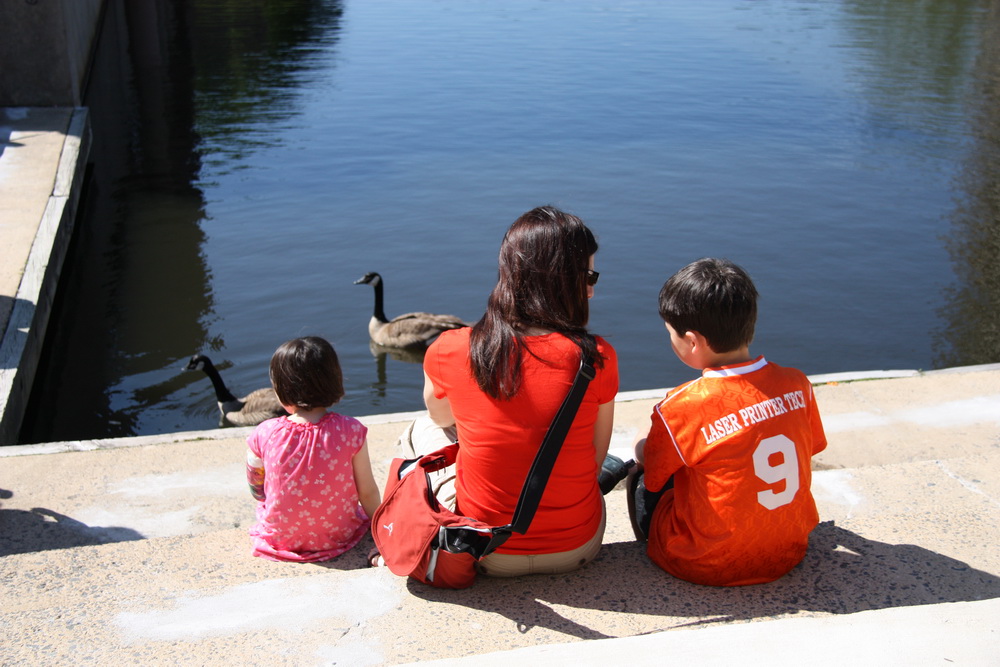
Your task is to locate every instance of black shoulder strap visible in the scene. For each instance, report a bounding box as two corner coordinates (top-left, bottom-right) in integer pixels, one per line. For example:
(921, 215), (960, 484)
(476, 354), (596, 555)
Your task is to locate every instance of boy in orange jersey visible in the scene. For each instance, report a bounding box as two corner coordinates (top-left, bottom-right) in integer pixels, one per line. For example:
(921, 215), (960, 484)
(629, 258), (827, 586)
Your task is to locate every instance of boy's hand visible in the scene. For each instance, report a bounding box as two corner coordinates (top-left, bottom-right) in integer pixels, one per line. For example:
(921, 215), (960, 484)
(634, 437), (647, 465)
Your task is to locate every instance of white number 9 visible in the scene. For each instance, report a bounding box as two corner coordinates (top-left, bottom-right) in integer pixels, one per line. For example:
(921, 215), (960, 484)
(752, 435), (800, 510)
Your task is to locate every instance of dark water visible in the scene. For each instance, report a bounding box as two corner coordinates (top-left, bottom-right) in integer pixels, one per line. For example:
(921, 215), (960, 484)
(20, 0), (1000, 443)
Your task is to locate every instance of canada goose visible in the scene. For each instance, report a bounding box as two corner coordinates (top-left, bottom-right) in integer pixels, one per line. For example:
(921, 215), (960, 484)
(185, 354), (287, 427)
(354, 272), (467, 348)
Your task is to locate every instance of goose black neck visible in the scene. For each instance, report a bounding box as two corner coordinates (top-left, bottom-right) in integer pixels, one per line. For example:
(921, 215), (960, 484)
(201, 360), (238, 403)
(372, 276), (389, 323)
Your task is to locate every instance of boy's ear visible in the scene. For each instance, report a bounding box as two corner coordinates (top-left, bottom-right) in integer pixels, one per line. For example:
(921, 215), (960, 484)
(665, 323), (699, 352)
(688, 330), (713, 353)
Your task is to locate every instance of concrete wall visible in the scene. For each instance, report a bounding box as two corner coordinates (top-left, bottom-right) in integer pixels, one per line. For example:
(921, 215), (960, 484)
(0, 108), (91, 445)
(0, 0), (105, 106)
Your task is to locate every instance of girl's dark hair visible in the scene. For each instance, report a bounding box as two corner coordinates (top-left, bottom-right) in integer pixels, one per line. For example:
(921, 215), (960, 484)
(658, 258), (758, 353)
(269, 336), (344, 410)
(470, 206), (600, 399)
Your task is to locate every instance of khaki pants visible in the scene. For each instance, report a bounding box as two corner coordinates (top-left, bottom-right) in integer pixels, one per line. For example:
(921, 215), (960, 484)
(396, 414), (605, 577)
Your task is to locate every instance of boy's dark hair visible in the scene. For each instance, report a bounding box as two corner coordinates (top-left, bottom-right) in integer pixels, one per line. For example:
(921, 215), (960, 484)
(658, 258), (758, 353)
(269, 336), (344, 410)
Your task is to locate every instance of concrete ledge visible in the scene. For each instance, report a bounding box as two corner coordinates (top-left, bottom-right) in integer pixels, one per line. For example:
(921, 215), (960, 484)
(3, 363), (997, 457)
(0, 107), (90, 445)
(404, 598), (1000, 666)
(0, 409), (430, 458)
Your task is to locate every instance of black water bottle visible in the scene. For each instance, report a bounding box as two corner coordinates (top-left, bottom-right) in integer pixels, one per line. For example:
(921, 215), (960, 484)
(598, 454), (636, 495)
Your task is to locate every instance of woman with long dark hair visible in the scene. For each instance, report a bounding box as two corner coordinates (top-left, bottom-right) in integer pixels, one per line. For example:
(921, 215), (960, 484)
(411, 205), (618, 577)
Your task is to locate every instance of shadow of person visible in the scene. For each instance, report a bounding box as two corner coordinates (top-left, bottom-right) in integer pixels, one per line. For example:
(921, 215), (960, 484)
(403, 521), (1000, 638)
(0, 507), (145, 557)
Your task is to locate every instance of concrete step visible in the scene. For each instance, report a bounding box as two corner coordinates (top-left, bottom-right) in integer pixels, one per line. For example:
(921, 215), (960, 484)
(403, 597), (1000, 666)
(2, 367), (998, 664)
(4, 366), (997, 557)
(0, 417), (414, 556)
(2, 453), (997, 665)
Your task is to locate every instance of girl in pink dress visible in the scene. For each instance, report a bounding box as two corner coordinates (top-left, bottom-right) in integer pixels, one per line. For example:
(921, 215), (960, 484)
(246, 336), (381, 562)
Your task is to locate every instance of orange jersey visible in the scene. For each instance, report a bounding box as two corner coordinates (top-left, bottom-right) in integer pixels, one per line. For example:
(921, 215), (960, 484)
(644, 356), (827, 586)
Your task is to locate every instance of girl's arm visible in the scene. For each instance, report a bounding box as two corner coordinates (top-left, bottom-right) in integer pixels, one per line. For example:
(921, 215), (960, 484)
(351, 440), (381, 519)
(423, 371), (455, 428)
(593, 400), (615, 467)
(246, 449), (266, 501)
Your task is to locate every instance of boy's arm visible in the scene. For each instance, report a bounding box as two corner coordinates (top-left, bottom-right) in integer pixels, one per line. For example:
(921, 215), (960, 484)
(633, 436), (647, 465)
(351, 441), (381, 519)
(641, 404), (684, 491)
(807, 385), (828, 455)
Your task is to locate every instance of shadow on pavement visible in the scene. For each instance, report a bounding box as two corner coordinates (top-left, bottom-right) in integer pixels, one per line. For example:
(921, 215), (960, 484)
(405, 521), (1000, 639)
(0, 505), (144, 556)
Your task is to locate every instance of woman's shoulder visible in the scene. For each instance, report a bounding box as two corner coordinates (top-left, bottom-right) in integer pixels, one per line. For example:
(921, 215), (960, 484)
(594, 335), (617, 362)
(594, 334), (616, 352)
(426, 326), (471, 365)
(431, 326), (471, 348)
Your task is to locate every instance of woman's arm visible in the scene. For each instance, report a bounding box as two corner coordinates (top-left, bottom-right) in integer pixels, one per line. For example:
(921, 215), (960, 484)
(351, 441), (381, 519)
(593, 400), (615, 467)
(423, 371), (456, 428)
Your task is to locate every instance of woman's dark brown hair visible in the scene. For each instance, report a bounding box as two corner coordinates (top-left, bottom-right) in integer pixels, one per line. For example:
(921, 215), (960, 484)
(269, 336), (344, 410)
(469, 206), (600, 399)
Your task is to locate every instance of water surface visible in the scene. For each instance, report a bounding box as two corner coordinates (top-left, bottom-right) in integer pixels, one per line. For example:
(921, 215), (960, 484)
(20, 0), (1000, 442)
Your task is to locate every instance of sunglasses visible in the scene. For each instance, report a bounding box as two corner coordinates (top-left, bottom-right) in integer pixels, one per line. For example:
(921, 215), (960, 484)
(586, 269), (600, 286)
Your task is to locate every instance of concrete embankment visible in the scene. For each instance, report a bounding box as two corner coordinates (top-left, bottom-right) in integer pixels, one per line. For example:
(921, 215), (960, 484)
(1, 365), (998, 664)
(0, 106), (90, 446)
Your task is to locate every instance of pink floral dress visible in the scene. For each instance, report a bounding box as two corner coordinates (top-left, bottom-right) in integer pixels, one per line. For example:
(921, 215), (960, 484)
(246, 413), (370, 562)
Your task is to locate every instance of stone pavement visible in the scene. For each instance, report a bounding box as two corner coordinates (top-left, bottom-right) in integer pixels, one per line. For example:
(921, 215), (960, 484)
(1, 365), (998, 665)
